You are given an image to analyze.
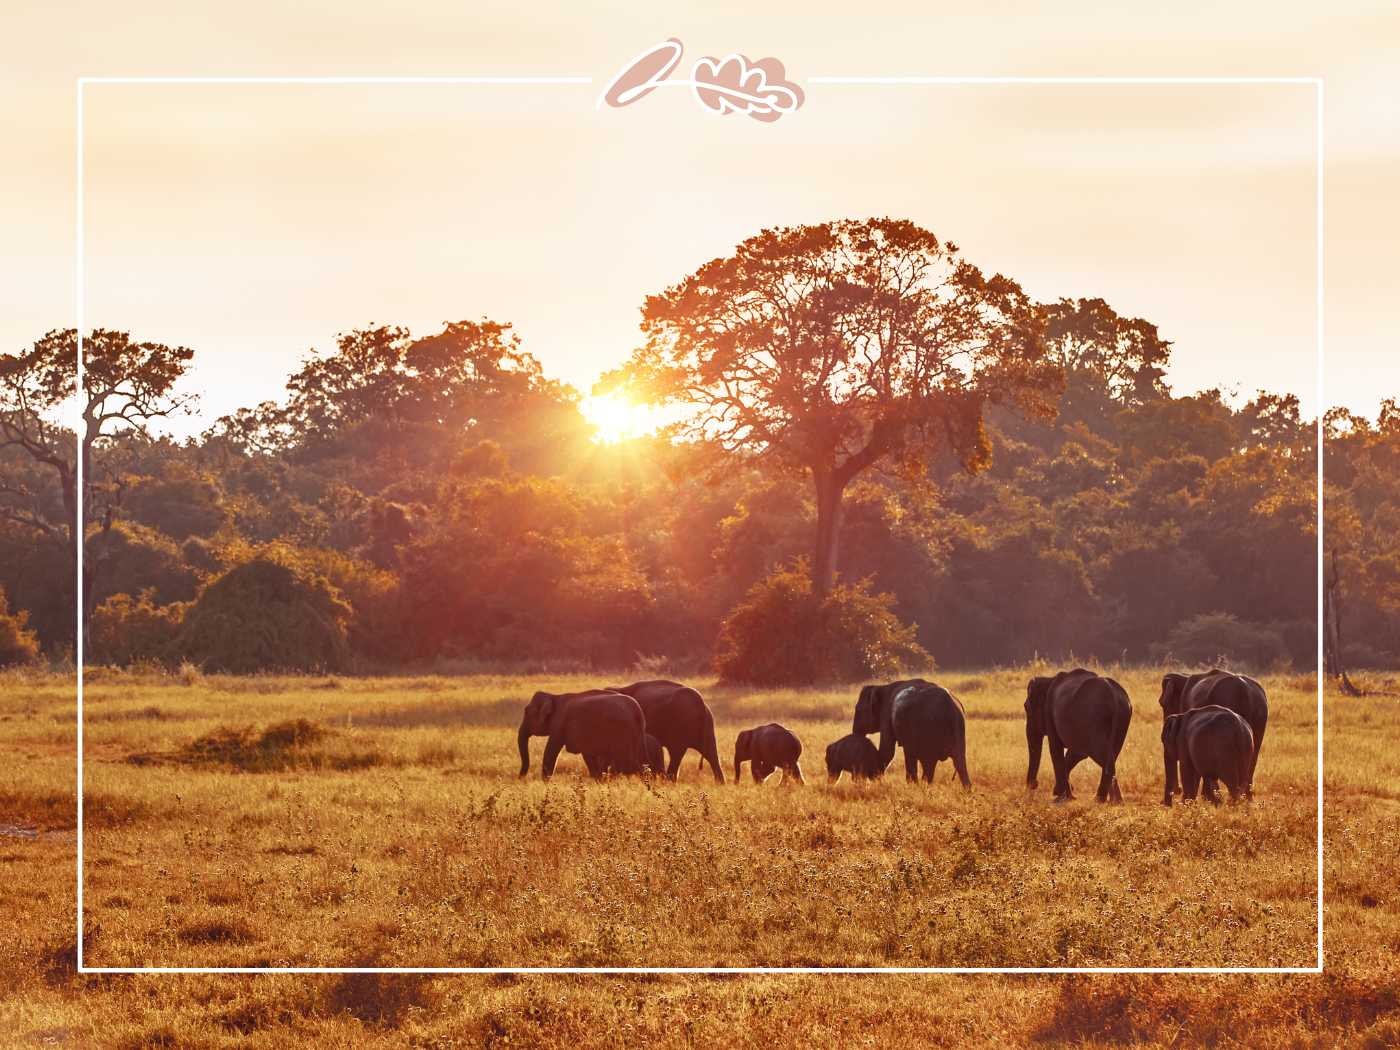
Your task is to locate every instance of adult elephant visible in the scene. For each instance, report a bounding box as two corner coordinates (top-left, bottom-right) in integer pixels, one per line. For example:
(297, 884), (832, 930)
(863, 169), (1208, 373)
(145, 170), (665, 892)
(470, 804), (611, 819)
(852, 679), (971, 789)
(517, 689), (646, 780)
(1025, 668), (1132, 803)
(1159, 668), (1268, 798)
(607, 679), (725, 783)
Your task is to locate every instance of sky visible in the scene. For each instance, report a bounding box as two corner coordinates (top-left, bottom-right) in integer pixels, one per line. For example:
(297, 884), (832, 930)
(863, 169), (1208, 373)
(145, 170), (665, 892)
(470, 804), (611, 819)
(2, 1), (1396, 431)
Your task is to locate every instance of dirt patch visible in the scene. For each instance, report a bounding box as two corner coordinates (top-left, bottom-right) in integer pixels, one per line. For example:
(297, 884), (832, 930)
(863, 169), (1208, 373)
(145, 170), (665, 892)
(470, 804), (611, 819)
(129, 719), (386, 773)
(178, 919), (258, 946)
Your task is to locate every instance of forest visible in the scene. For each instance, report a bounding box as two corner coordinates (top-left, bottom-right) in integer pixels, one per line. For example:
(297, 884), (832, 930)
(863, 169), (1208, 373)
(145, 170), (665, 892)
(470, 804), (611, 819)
(0, 220), (1390, 680)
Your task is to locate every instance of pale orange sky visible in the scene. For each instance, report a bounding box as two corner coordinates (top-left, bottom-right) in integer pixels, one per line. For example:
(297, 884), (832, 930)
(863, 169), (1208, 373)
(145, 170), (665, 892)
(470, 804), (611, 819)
(2, 2), (1396, 428)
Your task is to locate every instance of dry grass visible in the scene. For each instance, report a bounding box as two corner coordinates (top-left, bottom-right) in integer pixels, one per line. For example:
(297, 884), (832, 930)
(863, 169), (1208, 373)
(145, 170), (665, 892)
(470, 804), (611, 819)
(0, 665), (1391, 1046)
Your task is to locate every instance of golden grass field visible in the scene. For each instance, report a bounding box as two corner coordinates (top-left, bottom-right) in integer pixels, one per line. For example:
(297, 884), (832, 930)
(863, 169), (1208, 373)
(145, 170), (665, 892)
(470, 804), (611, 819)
(1, 665), (1396, 1047)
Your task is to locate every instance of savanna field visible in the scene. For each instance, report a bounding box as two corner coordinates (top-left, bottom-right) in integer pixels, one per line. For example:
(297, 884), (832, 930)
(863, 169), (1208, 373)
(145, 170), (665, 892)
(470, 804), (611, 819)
(2, 666), (1398, 1046)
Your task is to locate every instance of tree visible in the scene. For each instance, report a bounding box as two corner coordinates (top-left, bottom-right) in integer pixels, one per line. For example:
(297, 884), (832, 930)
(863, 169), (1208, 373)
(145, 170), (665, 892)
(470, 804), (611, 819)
(615, 218), (1061, 595)
(0, 329), (194, 637)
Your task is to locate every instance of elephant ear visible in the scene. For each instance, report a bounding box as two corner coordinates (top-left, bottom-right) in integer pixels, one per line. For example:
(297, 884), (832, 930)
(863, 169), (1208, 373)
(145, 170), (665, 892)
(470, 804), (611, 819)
(537, 692), (557, 724)
(1159, 674), (1186, 711)
(853, 686), (875, 733)
(1161, 713), (1184, 750)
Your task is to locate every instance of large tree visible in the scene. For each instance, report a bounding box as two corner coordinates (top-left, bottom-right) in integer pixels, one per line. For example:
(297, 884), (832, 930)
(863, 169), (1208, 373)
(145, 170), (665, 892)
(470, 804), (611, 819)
(0, 328), (193, 637)
(615, 218), (1062, 594)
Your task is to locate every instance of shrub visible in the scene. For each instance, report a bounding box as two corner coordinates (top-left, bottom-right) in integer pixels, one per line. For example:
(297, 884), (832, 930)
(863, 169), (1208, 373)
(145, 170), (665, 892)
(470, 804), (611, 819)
(715, 560), (931, 685)
(0, 588), (41, 667)
(1150, 611), (1290, 669)
(88, 590), (187, 666)
(178, 556), (352, 673)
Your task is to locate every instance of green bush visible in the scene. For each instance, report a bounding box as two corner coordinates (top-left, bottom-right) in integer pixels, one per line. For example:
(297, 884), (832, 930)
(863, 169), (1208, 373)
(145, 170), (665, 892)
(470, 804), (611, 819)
(0, 588), (41, 667)
(715, 561), (931, 685)
(1150, 611), (1290, 669)
(178, 556), (352, 673)
(88, 590), (187, 666)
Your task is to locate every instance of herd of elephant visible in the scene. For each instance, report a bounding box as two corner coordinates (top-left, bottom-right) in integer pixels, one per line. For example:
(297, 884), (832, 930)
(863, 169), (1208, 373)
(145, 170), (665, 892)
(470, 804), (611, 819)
(515, 668), (1269, 805)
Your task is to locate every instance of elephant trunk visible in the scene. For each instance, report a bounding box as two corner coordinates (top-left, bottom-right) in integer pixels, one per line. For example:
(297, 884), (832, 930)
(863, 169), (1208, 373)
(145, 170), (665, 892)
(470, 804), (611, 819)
(517, 721), (532, 777)
(1026, 725), (1043, 789)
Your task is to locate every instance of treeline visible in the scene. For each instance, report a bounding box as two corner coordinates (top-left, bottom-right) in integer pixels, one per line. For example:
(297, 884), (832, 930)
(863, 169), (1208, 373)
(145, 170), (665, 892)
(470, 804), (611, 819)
(0, 322), (1366, 676)
(0, 218), (1387, 678)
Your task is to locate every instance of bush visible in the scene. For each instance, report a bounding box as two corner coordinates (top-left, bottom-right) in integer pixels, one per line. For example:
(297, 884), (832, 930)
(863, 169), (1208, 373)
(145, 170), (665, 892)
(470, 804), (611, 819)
(88, 590), (187, 666)
(178, 556), (352, 673)
(715, 561), (931, 685)
(0, 588), (41, 667)
(1150, 611), (1290, 669)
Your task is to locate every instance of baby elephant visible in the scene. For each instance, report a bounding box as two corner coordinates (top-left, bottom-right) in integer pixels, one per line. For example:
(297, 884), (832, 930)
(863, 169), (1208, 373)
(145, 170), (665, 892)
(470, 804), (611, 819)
(734, 723), (804, 784)
(1161, 704), (1255, 806)
(825, 733), (883, 782)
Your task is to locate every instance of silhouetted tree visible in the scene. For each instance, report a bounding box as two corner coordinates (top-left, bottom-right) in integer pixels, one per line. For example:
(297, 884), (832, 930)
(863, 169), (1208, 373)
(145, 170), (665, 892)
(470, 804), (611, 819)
(616, 218), (1062, 595)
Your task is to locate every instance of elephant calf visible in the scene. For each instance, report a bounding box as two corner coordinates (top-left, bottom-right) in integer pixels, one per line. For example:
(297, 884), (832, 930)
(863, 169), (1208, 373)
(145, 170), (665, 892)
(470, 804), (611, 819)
(825, 733), (883, 782)
(734, 724), (804, 784)
(1161, 704), (1255, 806)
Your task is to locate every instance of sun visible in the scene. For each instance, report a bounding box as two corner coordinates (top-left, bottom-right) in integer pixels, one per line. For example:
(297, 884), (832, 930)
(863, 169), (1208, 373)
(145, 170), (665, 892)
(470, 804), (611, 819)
(580, 392), (663, 444)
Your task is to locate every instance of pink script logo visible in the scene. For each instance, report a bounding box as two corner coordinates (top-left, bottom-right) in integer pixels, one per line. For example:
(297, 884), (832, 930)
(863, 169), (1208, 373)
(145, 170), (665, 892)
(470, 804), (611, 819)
(601, 39), (804, 123)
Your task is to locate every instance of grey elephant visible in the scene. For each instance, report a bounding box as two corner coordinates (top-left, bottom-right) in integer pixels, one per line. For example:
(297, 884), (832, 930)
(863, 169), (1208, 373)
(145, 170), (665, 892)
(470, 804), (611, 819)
(607, 679), (725, 783)
(516, 689), (647, 780)
(825, 733), (883, 782)
(853, 679), (971, 789)
(1161, 704), (1255, 805)
(1159, 669), (1267, 798)
(1025, 668), (1132, 803)
(734, 723), (804, 784)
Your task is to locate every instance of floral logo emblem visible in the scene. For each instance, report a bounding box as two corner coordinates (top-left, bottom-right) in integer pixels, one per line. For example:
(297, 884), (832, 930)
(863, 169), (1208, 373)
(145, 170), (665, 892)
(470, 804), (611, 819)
(601, 38), (804, 123)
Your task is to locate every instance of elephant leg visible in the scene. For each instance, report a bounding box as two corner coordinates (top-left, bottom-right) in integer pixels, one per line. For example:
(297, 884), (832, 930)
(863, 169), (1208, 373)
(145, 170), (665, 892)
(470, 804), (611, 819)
(583, 753), (603, 779)
(1047, 739), (1072, 800)
(787, 763), (805, 785)
(1180, 758), (1201, 802)
(541, 735), (566, 780)
(903, 749), (919, 783)
(752, 761), (772, 784)
(1095, 760), (1117, 804)
(1203, 776), (1223, 806)
(1247, 724), (1265, 800)
(922, 758), (936, 784)
(1109, 773), (1123, 804)
(666, 746), (685, 782)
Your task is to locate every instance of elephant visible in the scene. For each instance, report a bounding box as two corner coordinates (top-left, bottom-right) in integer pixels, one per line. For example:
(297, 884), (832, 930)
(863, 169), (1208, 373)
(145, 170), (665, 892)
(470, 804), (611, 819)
(1161, 704), (1255, 805)
(606, 679), (725, 783)
(516, 689), (647, 780)
(825, 733), (883, 783)
(733, 723), (804, 784)
(853, 679), (971, 788)
(1159, 669), (1268, 798)
(1025, 668), (1132, 803)
(642, 733), (665, 777)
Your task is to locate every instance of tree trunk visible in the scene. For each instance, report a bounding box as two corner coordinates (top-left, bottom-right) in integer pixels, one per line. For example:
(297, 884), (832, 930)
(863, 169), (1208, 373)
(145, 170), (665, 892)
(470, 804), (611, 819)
(1324, 549), (1362, 696)
(812, 472), (846, 597)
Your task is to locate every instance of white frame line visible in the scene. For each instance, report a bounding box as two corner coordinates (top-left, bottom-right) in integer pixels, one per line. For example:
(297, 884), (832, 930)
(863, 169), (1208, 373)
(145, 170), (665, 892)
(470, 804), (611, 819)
(73, 72), (1321, 980)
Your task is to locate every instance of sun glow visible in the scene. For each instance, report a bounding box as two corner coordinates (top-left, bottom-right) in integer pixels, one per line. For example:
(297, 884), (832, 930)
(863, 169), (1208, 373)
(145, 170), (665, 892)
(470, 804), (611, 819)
(580, 392), (664, 444)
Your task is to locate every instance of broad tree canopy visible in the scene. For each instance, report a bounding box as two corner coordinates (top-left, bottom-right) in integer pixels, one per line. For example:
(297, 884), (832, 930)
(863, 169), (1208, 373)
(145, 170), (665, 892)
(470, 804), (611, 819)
(615, 217), (1063, 591)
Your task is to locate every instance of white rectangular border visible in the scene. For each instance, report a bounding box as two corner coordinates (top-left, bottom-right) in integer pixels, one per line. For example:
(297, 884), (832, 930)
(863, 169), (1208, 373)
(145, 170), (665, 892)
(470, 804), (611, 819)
(76, 74), (1321, 980)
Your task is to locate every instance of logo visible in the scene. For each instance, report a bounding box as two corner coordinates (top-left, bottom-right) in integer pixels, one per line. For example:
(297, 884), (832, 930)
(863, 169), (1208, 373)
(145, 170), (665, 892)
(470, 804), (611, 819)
(600, 38), (804, 123)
